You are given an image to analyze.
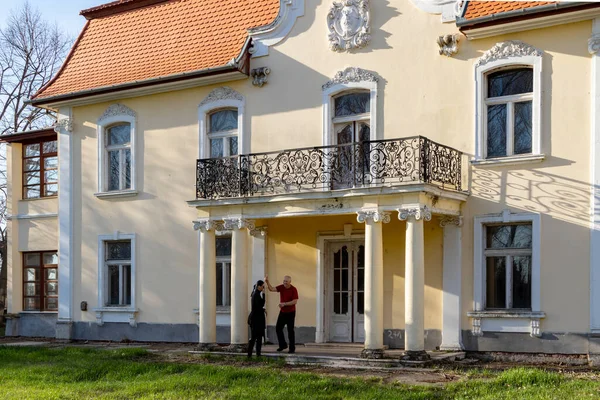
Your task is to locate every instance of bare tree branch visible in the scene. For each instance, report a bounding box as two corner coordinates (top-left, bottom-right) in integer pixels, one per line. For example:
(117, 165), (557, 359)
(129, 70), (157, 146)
(0, 1), (72, 313)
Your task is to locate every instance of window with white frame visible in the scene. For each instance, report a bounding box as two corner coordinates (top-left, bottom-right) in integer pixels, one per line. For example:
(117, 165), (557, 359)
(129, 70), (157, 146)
(484, 223), (532, 309)
(485, 68), (533, 158)
(104, 240), (132, 306)
(216, 236), (232, 307)
(474, 41), (543, 162)
(96, 104), (137, 197)
(208, 109), (238, 158)
(105, 124), (132, 191)
(332, 91), (371, 188)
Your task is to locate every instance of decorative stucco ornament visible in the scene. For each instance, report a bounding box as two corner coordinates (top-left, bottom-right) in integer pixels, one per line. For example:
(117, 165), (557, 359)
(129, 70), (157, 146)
(251, 67), (271, 87)
(589, 34), (600, 55)
(199, 87), (243, 107)
(327, 0), (371, 52)
(437, 34), (460, 57)
(98, 104), (136, 123)
(322, 67), (378, 90)
(475, 40), (542, 68)
(54, 118), (73, 133)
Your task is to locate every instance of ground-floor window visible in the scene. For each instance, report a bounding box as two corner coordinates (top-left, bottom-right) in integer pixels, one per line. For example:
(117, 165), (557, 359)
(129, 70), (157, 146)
(104, 240), (132, 306)
(484, 223), (532, 309)
(216, 236), (231, 307)
(23, 251), (58, 311)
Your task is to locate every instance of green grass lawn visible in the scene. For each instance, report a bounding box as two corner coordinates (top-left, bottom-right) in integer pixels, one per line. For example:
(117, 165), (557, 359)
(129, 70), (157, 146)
(0, 347), (599, 399)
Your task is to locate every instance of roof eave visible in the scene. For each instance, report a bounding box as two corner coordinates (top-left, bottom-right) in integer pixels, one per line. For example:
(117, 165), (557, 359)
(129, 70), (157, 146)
(29, 63), (245, 108)
(0, 128), (57, 143)
(456, 2), (586, 28)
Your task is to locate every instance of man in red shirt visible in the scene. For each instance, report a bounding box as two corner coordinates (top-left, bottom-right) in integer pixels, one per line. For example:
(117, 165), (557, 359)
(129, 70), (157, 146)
(265, 275), (299, 353)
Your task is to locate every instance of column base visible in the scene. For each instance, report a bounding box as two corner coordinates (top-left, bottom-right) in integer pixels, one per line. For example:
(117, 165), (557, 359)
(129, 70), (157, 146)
(402, 350), (430, 361)
(196, 343), (220, 351)
(360, 349), (386, 359)
(227, 343), (249, 353)
(439, 344), (463, 352)
(55, 320), (73, 340)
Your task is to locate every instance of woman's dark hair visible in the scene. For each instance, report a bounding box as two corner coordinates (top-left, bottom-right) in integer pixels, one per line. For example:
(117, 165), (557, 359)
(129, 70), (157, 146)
(251, 280), (265, 297)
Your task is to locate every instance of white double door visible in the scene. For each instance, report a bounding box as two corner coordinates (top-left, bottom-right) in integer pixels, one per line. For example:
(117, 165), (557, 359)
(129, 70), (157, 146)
(328, 241), (365, 343)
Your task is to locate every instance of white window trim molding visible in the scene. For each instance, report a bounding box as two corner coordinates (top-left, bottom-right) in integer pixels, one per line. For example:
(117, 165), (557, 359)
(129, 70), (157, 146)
(248, 0), (305, 58)
(474, 41), (543, 162)
(198, 88), (246, 158)
(589, 18), (600, 333)
(94, 232), (138, 327)
(471, 210), (542, 336)
(96, 104), (138, 197)
(322, 67), (379, 147)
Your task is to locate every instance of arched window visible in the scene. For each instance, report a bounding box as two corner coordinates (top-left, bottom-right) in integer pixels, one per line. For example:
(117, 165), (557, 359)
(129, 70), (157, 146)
(208, 109), (238, 158)
(105, 123), (132, 191)
(485, 67), (533, 158)
(333, 92), (371, 147)
(198, 87), (245, 159)
(96, 104), (137, 197)
(474, 41), (543, 163)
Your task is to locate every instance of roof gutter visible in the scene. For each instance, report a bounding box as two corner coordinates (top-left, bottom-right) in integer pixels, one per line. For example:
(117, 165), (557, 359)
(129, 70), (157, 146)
(457, 2), (587, 27)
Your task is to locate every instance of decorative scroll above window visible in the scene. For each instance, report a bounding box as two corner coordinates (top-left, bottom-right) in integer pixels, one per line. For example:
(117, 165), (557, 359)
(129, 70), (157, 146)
(322, 67), (378, 90)
(475, 40), (542, 68)
(327, 0), (371, 52)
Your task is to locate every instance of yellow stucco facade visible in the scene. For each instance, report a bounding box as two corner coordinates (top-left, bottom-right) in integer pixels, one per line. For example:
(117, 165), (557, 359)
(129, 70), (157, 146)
(6, 0), (600, 354)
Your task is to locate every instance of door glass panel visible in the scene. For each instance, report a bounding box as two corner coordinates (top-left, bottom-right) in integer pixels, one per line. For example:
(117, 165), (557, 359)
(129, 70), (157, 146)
(342, 270), (348, 291)
(210, 110), (238, 132)
(229, 137), (238, 156)
(216, 262), (224, 306)
(341, 293), (348, 314)
(210, 139), (223, 158)
(334, 293), (340, 314)
(357, 292), (364, 314)
(334, 269), (340, 292)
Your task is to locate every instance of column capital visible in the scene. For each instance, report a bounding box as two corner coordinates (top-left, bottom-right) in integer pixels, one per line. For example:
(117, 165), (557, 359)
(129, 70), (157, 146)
(223, 218), (255, 231)
(356, 210), (391, 224)
(590, 34), (600, 55)
(439, 216), (463, 228)
(193, 219), (219, 232)
(250, 226), (267, 238)
(54, 118), (73, 133)
(398, 206), (432, 222)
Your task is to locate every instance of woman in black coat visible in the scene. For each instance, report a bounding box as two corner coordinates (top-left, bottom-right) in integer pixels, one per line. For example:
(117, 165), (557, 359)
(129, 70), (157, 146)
(247, 280), (266, 358)
(248, 280), (267, 357)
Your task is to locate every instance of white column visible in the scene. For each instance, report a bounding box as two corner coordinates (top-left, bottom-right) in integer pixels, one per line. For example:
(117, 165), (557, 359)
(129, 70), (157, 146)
(398, 206), (431, 355)
(250, 227), (268, 341)
(225, 218), (254, 346)
(440, 216), (463, 351)
(589, 21), (600, 332)
(195, 220), (217, 345)
(55, 109), (74, 340)
(356, 210), (390, 353)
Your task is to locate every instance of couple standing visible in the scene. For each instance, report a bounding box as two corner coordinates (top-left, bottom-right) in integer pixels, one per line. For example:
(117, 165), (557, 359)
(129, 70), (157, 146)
(247, 275), (299, 357)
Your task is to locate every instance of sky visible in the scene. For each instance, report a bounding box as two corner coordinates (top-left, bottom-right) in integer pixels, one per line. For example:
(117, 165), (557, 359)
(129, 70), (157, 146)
(0, 0), (101, 36)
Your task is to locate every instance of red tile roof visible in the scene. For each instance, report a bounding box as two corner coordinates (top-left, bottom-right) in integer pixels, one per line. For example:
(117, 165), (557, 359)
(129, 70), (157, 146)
(464, 1), (556, 20)
(33, 0), (280, 101)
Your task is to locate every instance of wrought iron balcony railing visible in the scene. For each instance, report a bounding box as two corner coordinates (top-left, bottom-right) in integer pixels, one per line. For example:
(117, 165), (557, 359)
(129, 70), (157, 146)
(196, 136), (463, 200)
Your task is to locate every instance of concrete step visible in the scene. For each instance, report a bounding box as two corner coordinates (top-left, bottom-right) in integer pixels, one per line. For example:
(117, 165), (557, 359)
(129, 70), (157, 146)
(304, 342), (389, 350)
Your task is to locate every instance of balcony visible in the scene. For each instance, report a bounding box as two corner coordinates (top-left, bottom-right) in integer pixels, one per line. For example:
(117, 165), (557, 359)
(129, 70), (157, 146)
(196, 136), (464, 200)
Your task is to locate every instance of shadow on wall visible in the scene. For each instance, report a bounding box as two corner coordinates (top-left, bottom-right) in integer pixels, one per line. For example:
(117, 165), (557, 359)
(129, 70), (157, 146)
(470, 157), (590, 226)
